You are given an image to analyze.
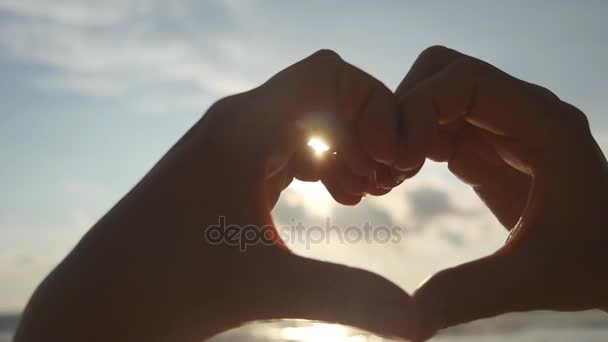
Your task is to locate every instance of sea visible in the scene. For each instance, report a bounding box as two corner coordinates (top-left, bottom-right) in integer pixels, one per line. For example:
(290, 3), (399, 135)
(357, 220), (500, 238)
(1, 310), (607, 341)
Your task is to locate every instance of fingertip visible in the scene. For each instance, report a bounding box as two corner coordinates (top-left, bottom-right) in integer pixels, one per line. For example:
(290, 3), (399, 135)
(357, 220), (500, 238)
(427, 129), (455, 162)
(321, 180), (363, 205)
(392, 163), (424, 183)
(375, 164), (398, 189)
(357, 86), (400, 165)
(335, 155), (370, 195)
(290, 144), (326, 182)
(320, 164), (364, 206)
(366, 184), (391, 196)
(395, 91), (439, 171)
(337, 130), (376, 177)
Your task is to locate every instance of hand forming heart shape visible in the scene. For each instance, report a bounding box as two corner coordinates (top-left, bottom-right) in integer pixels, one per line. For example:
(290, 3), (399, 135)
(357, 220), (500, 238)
(15, 46), (608, 342)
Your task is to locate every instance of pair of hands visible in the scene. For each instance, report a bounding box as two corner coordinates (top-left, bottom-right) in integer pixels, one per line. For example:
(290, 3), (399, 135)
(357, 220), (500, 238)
(198, 46), (608, 340)
(15, 46), (608, 342)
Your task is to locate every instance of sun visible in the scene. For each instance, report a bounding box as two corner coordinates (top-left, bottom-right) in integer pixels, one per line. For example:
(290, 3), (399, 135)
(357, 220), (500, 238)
(307, 137), (330, 156)
(279, 136), (334, 217)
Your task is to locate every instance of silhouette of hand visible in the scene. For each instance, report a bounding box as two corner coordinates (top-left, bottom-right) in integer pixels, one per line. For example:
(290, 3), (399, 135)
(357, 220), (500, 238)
(394, 46), (608, 340)
(185, 49), (417, 340)
(15, 50), (417, 342)
(20, 46), (608, 342)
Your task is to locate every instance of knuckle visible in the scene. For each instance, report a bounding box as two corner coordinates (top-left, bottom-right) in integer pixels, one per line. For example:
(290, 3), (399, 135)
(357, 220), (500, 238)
(419, 267), (453, 296)
(210, 93), (244, 112)
(206, 92), (251, 124)
(419, 45), (452, 60)
(446, 158), (459, 175)
(207, 96), (231, 116)
(562, 101), (591, 134)
(456, 56), (486, 76)
(416, 45), (465, 70)
(529, 83), (560, 102)
(302, 49), (344, 76)
(446, 157), (466, 179)
(310, 48), (342, 61)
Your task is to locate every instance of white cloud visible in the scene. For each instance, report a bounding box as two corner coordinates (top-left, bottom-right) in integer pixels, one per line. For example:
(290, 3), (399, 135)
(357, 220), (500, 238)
(0, 0), (263, 114)
(272, 162), (508, 292)
(32, 73), (127, 96)
(0, 0), (128, 26)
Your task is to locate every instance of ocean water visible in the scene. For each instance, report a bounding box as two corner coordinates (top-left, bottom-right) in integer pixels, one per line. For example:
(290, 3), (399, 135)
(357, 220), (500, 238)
(2, 311), (607, 341)
(209, 311), (608, 341)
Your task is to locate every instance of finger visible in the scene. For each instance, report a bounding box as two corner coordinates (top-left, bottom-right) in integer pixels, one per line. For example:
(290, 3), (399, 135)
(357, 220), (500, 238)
(338, 125), (376, 177)
(427, 128), (455, 162)
(365, 171), (391, 196)
(473, 174), (530, 229)
(321, 155), (363, 205)
(255, 49), (354, 182)
(337, 62), (397, 171)
(356, 85), (400, 165)
(258, 49), (400, 193)
(290, 144), (369, 197)
(394, 97), (437, 171)
(265, 168), (294, 210)
(446, 130), (530, 228)
(364, 164), (421, 196)
(334, 155), (369, 195)
(412, 246), (539, 340)
(395, 45), (465, 96)
(374, 164), (400, 190)
(400, 53), (575, 152)
(289, 144), (326, 182)
(444, 122), (513, 185)
(392, 163), (423, 183)
(255, 253), (417, 341)
(394, 46), (464, 171)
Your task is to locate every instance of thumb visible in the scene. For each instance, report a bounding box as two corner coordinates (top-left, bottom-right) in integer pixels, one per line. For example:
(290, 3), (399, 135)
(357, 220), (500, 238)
(254, 253), (417, 341)
(412, 246), (538, 340)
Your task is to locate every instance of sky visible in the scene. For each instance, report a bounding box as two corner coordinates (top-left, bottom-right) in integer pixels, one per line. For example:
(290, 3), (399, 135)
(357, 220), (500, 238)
(0, 0), (607, 313)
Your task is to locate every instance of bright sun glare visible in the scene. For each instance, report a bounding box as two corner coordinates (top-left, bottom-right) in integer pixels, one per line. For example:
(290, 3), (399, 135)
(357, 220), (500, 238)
(280, 323), (368, 342)
(307, 137), (330, 155)
(285, 137), (333, 217)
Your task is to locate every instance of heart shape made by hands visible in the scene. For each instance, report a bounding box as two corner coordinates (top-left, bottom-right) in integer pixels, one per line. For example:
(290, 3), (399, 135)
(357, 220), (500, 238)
(206, 46), (606, 341)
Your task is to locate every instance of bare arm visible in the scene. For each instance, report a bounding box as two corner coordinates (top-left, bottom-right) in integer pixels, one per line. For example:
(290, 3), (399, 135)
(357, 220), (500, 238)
(396, 46), (608, 340)
(14, 50), (416, 342)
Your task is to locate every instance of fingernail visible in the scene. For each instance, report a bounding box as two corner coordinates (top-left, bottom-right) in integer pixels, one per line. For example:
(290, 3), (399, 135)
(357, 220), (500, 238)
(392, 170), (408, 184)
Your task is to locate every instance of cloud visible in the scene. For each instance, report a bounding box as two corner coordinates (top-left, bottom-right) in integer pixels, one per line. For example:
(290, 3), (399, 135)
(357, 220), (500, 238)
(0, 0), (263, 114)
(406, 185), (481, 230)
(0, 0), (128, 26)
(270, 170), (507, 291)
(408, 186), (455, 224)
(272, 195), (323, 228)
(273, 163), (497, 253)
(32, 73), (128, 96)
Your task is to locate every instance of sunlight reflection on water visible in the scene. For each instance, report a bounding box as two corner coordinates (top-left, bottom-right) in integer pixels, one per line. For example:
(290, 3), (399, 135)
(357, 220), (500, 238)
(281, 323), (371, 342)
(209, 320), (393, 342)
(208, 311), (608, 342)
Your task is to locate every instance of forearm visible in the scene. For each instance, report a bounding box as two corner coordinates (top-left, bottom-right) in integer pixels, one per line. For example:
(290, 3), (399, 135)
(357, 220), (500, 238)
(14, 115), (246, 341)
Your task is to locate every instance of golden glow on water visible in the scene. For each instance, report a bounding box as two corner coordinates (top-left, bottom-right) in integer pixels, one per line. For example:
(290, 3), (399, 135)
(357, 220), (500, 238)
(307, 137), (330, 155)
(280, 323), (369, 342)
